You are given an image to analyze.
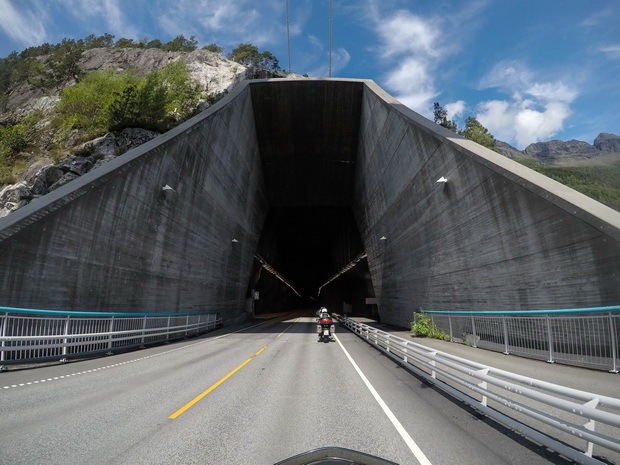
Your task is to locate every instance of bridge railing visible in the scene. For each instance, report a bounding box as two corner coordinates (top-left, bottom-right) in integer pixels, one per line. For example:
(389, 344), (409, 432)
(337, 315), (620, 465)
(416, 307), (620, 373)
(0, 307), (222, 365)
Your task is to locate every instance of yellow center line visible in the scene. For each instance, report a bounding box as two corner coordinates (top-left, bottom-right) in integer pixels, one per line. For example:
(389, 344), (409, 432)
(277, 316), (301, 337)
(168, 345), (267, 419)
(277, 325), (292, 337)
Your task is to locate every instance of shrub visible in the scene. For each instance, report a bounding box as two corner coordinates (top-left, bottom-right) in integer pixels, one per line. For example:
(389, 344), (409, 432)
(53, 68), (137, 141)
(107, 61), (201, 132)
(411, 310), (449, 340)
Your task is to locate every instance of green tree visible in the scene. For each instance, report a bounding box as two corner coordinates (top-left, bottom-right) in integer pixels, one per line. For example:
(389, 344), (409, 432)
(83, 33), (115, 49)
(164, 35), (198, 52)
(203, 43), (223, 54)
(107, 61), (201, 132)
(229, 44), (280, 70)
(459, 116), (496, 151)
(54, 68), (138, 139)
(146, 39), (164, 49)
(433, 102), (457, 132)
(115, 37), (136, 48)
(0, 117), (39, 184)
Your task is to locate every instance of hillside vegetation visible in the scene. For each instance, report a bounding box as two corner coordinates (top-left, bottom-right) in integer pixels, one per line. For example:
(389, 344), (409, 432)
(0, 34), (285, 187)
(515, 154), (620, 212)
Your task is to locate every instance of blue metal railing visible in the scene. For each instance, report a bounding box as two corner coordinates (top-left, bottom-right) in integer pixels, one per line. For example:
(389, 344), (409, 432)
(413, 306), (620, 372)
(0, 306), (222, 365)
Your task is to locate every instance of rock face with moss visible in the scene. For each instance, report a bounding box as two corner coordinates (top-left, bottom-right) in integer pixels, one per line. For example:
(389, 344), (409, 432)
(0, 47), (293, 217)
(0, 128), (160, 218)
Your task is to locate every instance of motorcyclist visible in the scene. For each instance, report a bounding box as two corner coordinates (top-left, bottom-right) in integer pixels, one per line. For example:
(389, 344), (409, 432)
(316, 307), (334, 340)
(316, 307), (330, 319)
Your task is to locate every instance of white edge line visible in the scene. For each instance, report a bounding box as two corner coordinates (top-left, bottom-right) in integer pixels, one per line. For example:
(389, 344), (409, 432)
(334, 334), (433, 465)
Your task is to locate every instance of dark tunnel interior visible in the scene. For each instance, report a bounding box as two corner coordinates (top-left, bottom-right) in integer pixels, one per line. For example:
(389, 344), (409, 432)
(251, 206), (374, 316)
(246, 80), (375, 316)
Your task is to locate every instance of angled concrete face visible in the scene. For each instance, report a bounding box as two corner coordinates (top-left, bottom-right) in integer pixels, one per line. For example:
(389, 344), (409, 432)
(355, 83), (620, 325)
(0, 79), (619, 326)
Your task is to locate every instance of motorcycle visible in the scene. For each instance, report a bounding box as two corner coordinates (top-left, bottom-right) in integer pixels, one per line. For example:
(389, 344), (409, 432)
(274, 446), (398, 464)
(317, 314), (335, 342)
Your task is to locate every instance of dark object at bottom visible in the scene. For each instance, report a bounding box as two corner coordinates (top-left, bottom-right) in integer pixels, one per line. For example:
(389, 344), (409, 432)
(274, 446), (399, 465)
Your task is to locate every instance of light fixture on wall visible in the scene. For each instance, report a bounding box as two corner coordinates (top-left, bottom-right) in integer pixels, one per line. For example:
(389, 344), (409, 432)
(162, 184), (175, 192)
(231, 238), (239, 243)
(379, 236), (387, 241)
(436, 177), (448, 184)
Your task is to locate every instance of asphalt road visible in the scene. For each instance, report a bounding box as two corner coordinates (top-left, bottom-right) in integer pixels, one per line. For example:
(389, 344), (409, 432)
(0, 311), (576, 464)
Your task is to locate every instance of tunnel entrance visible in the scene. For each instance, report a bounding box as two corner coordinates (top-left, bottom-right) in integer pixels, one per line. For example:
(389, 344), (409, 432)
(249, 206), (374, 316)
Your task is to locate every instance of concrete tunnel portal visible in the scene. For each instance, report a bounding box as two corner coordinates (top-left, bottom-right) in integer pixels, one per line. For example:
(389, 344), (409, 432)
(250, 80), (370, 314)
(0, 79), (619, 327)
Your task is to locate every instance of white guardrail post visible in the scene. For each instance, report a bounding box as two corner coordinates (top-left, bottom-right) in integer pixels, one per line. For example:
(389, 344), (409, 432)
(609, 312), (618, 374)
(338, 315), (620, 465)
(546, 314), (555, 363)
(502, 314), (509, 355)
(0, 312), (6, 363)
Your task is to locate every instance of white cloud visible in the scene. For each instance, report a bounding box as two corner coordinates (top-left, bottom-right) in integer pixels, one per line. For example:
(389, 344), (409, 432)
(477, 99), (572, 149)
(513, 102), (571, 148)
(479, 60), (533, 93)
(367, 8), (448, 116)
(155, 0), (282, 48)
(599, 44), (620, 59)
(376, 10), (442, 59)
(58, 0), (138, 38)
(526, 82), (577, 103)
(383, 57), (438, 111)
(0, 0), (47, 48)
(476, 61), (577, 148)
(332, 47), (351, 74)
(445, 100), (466, 120)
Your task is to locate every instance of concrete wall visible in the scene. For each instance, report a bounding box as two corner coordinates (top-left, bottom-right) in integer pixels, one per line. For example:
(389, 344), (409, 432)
(0, 82), (267, 323)
(1, 78), (619, 327)
(354, 82), (620, 326)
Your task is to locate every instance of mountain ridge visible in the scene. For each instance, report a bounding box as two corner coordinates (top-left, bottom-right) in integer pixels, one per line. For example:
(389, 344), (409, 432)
(495, 133), (620, 163)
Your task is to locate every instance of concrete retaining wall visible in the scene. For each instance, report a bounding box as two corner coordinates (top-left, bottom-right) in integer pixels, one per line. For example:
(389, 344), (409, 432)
(0, 82), (267, 323)
(0, 78), (619, 327)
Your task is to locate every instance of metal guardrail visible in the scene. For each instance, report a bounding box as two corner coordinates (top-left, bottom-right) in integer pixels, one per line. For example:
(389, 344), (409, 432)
(337, 316), (620, 465)
(0, 307), (222, 365)
(417, 307), (620, 372)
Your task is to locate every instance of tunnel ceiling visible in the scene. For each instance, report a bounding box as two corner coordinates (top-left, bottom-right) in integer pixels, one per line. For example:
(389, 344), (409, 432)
(251, 80), (364, 208)
(250, 81), (367, 298)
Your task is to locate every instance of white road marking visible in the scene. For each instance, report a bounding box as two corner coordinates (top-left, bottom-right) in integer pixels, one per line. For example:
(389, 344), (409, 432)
(1, 318), (281, 391)
(334, 334), (433, 465)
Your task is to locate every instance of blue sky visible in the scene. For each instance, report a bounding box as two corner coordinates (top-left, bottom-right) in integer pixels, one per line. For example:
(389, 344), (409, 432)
(1, 0), (619, 149)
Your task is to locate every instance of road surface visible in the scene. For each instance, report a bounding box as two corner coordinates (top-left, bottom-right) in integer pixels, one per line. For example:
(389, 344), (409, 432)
(0, 311), (574, 464)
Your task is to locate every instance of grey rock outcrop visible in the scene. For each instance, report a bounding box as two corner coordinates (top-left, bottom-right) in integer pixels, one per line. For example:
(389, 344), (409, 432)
(594, 133), (620, 153)
(0, 128), (160, 218)
(524, 139), (602, 163)
(494, 140), (524, 159)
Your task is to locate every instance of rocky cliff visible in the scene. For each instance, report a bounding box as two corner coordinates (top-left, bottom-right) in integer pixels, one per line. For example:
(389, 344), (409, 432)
(0, 47), (293, 217)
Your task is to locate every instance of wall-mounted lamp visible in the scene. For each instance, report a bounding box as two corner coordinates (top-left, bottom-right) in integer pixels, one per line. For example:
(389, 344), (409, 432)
(162, 184), (175, 192)
(436, 177), (448, 184)
(231, 238), (239, 243)
(379, 236), (387, 241)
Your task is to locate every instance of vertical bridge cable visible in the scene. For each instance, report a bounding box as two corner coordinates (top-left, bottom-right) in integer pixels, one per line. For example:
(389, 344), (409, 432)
(328, 0), (333, 77)
(286, 0), (292, 73)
